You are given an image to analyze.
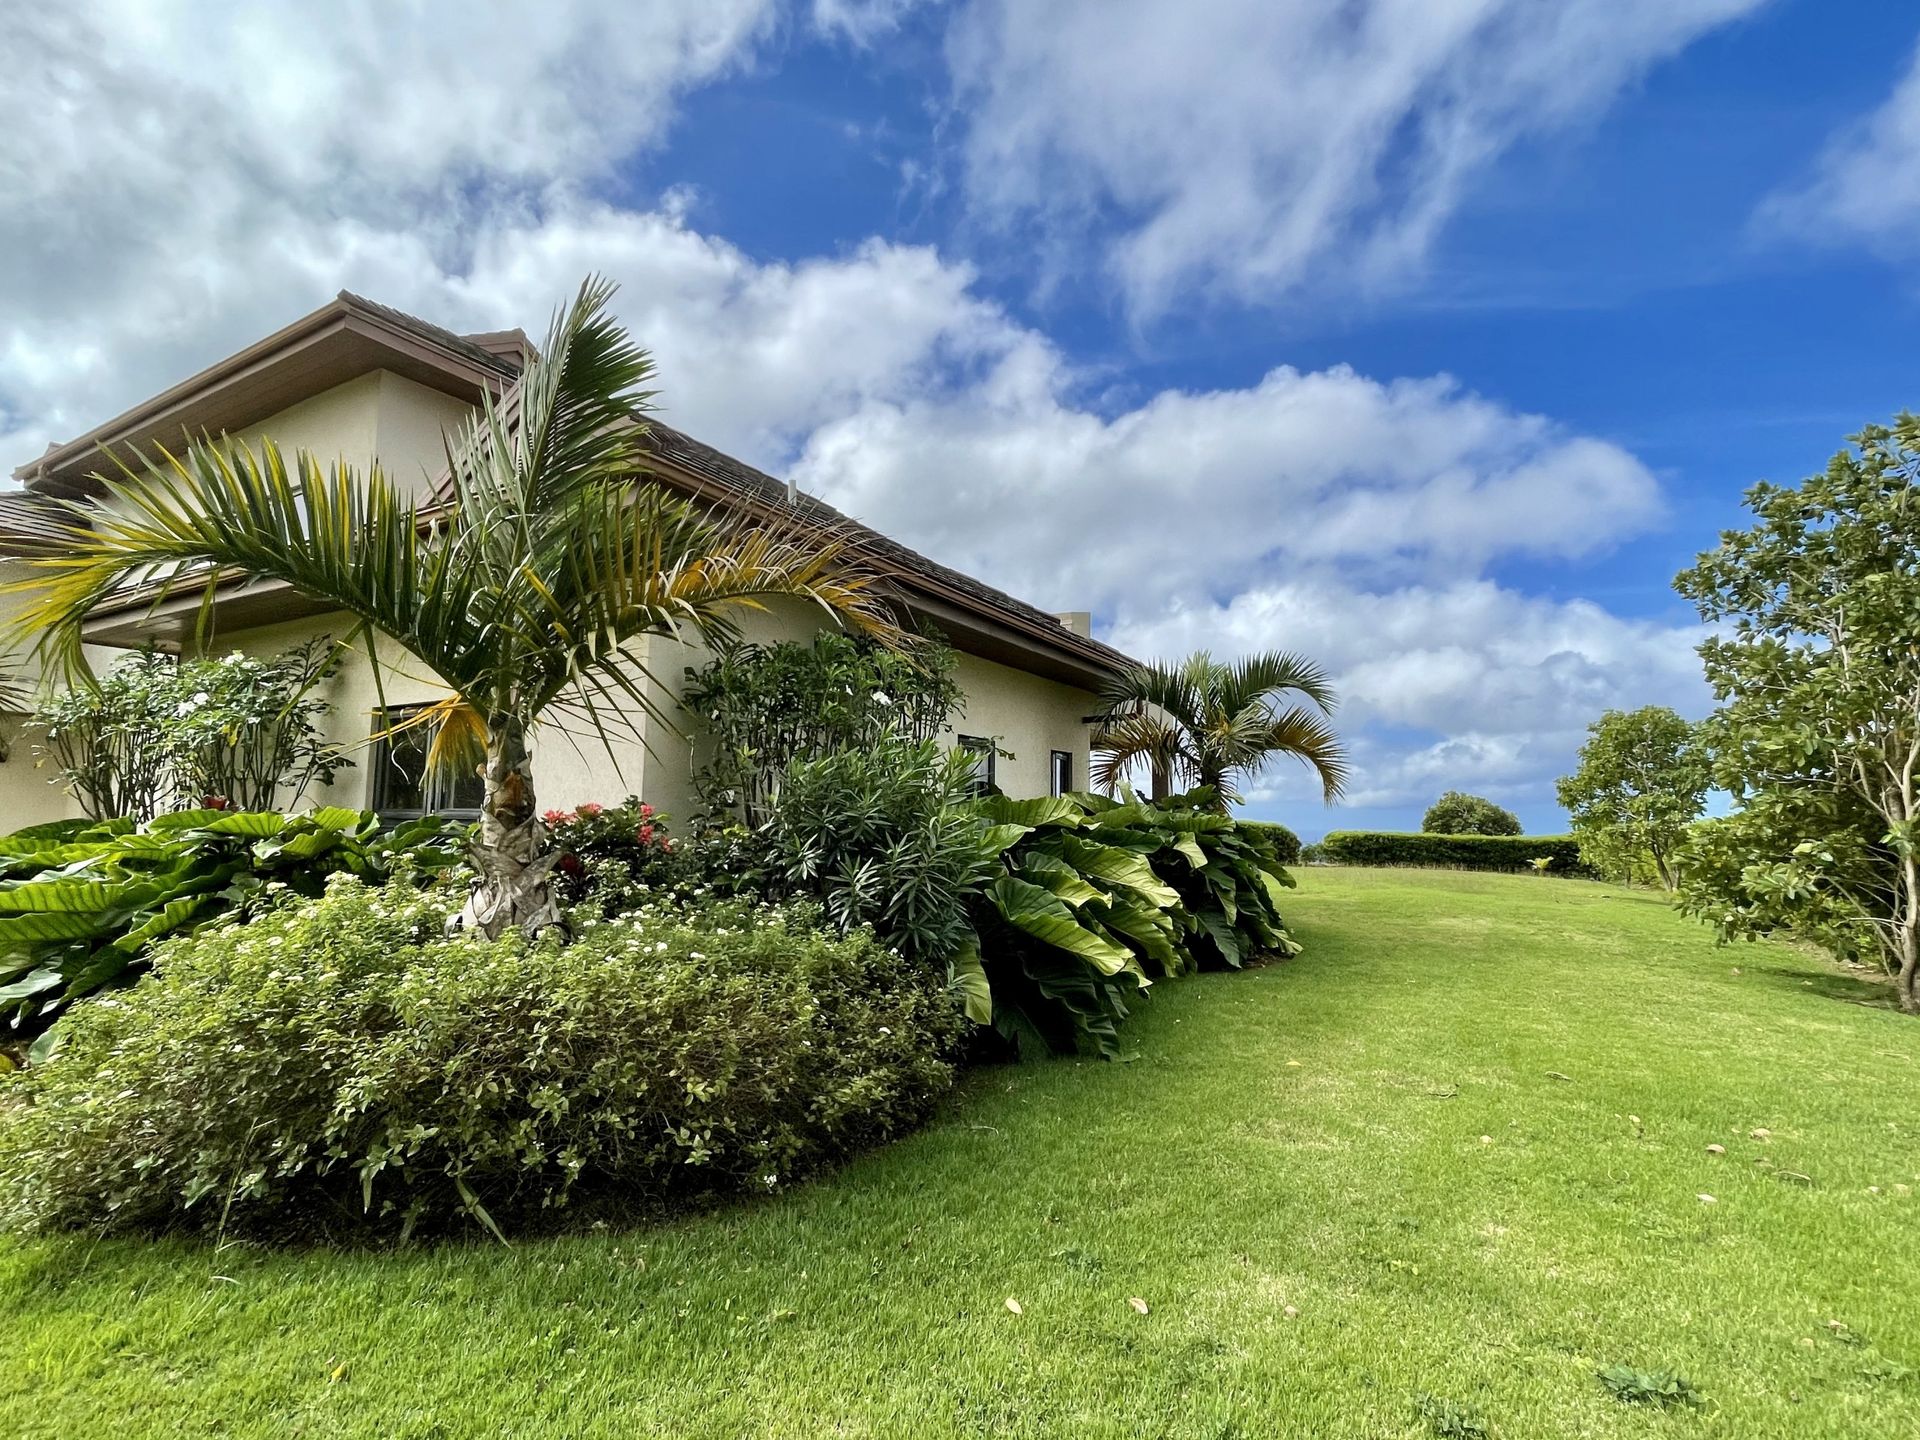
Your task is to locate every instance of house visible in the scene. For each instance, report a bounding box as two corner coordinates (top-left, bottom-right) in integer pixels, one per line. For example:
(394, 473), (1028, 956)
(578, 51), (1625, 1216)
(0, 293), (1134, 828)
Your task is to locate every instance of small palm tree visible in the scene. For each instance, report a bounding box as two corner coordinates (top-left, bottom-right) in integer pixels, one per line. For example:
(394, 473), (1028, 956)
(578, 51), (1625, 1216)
(1093, 650), (1347, 810)
(7, 277), (897, 935)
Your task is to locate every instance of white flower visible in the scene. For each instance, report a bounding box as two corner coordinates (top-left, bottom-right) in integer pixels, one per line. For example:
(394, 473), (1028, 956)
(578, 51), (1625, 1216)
(871, 690), (892, 705)
(174, 700), (197, 716)
(191, 691), (211, 705)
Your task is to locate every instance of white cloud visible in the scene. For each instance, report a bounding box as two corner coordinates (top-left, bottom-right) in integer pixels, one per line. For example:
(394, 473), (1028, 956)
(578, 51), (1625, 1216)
(812, 0), (930, 45)
(1761, 37), (1920, 250)
(792, 361), (1663, 613)
(1105, 579), (1708, 816)
(0, 0), (777, 460)
(947, 0), (1765, 312)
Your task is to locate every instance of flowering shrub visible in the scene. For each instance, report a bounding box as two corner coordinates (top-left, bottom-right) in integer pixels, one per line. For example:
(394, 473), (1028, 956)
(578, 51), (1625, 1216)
(31, 638), (349, 819)
(0, 876), (962, 1241)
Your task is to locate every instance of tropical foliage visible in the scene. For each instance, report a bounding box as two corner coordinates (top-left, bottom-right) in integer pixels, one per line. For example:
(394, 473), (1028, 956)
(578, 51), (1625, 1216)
(1556, 707), (1707, 889)
(2, 276), (894, 939)
(1674, 415), (1920, 1011)
(1319, 831), (1585, 874)
(31, 639), (349, 819)
(0, 806), (464, 1047)
(683, 632), (962, 825)
(1421, 791), (1522, 837)
(1093, 650), (1347, 809)
(0, 878), (961, 1240)
(968, 788), (1301, 1057)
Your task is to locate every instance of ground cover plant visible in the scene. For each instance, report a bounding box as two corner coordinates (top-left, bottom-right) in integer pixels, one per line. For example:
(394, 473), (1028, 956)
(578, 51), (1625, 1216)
(0, 877), (961, 1242)
(2, 868), (1913, 1437)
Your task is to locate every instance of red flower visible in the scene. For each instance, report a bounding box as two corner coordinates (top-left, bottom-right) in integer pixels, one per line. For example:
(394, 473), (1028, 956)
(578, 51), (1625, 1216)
(638, 803), (654, 819)
(637, 824), (654, 844)
(557, 852), (583, 876)
(578, 802), (604, 817)
(541, 809), (570, 826)
(202, 795), (229, 810)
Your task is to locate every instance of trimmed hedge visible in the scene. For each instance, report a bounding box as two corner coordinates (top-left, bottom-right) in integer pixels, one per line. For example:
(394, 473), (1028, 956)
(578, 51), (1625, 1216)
(1237, 820), (1302, 866)
(1319, 831), (1585, 874)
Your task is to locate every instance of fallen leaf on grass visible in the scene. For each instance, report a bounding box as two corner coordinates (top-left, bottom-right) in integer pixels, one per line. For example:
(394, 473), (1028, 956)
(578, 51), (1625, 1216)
(1128, 1297), (1150, 1315)
(1285, 1059), (1302, 1068)
(1004, 1297), (1023, 1315)
(1545, 1071), (1573, 1082)
(1697, 1194), (1716, 1204)
(1705, 1144), (1726, 1156)
(1749, 1128), (1771, 1140)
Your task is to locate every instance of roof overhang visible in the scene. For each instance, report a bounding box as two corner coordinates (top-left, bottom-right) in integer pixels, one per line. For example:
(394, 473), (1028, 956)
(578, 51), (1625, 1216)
(15, 298), (518, 498)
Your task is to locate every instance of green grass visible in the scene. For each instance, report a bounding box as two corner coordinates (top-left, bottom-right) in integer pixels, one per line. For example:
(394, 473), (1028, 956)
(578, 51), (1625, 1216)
(3, 868), (1917, 1438)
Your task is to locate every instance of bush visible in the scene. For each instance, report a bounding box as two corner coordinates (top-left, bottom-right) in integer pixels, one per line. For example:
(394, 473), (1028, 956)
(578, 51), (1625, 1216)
(32, 640), (350, 820)
(1238, 819), (1301, 865)
(0, 877), (961, 1241)
(1319, 831), (1585, 874)
(1421, 792), (1523, 836)
(968, 791), (1301, 1058)
(683, 632), (963, 825)
(0, 807), (466, 1045)
(761, 738), (992, 969)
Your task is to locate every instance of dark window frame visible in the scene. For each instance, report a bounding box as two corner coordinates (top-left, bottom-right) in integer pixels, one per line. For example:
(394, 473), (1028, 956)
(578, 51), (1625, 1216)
(1049, 749), (1073, 798)
(957, 734), (996, 797)
(370, 706), (485, 821)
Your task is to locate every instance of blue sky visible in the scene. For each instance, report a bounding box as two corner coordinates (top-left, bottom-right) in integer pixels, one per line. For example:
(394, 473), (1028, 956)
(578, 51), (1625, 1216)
(5, 1), (1920, 836)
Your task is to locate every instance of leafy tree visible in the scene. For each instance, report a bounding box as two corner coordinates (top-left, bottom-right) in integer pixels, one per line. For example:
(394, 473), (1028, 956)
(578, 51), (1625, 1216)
(683, 630), (962, 825)
(1092, 650), (1346, 811)
(1421, 791), (1522, 836)
(1555, 707), (1706, 889)
(1673, 415), (1920, 1012)
(5, 278), (894, 937)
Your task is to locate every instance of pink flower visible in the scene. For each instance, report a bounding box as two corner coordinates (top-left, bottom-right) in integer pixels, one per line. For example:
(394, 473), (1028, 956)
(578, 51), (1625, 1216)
(541, 809), (570, 826)
(577, 802), (604, 817)
(638, 824), (655, 844)
(638, 803), (654, 818)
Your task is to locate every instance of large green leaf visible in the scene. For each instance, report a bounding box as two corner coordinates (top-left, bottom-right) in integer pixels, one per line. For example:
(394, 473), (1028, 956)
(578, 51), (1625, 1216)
(986, 874), (1133, 975)
(1018, 852), (1106, 908)
(946, 932), (993, 1025)
(970, 794), (1086, 831)
(1055, 835), (1179, 909)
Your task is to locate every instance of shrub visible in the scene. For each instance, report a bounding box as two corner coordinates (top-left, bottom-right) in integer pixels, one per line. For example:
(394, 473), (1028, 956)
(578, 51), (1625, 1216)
(761, 737), (993, 969)
(31, 639), (350, 819)
(968, 792), (1301, 1057)
(0, 807), (466, 1045)
(1421, 791), (1522, 836)
(0, 878), (962, 1241)
(683, 632), (963, 825)
(1238, 819), (1301, 865)
(1319, 831), (1585, 874)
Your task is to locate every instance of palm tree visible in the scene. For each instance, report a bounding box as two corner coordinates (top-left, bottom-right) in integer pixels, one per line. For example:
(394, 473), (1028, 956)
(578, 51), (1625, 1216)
(6, 277), (897, 935)
(1092, 650), (1347, 811)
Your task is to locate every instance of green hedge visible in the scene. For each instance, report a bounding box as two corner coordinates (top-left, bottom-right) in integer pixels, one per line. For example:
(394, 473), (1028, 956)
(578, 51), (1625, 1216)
(1236, 820), (1301, 866)
(1319, 831), (1585, 874)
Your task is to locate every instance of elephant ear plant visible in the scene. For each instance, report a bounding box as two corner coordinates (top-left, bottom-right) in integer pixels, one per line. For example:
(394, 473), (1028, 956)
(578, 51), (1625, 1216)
(3, 276), (898, 938)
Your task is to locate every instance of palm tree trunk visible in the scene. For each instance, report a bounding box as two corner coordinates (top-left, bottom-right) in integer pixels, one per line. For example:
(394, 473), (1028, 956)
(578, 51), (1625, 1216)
(451, 716), (565, 940)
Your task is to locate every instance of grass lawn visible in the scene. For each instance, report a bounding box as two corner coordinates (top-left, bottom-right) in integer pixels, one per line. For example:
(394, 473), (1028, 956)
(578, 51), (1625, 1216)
(3, 868), (1917, 1438)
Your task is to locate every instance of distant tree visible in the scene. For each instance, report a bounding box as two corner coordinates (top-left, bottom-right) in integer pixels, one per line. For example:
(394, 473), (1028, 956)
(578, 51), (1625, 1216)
(1421, 791), (1522, 836)
(1555, 707), (1706, 890)
(1672, 415), (1920, 1013)
(1092, 651), (1346, 811)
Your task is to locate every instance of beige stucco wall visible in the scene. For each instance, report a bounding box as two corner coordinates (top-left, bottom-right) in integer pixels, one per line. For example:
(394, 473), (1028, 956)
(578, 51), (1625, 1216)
(0, 560), (122, 826)
(1, 373), (1101, 825)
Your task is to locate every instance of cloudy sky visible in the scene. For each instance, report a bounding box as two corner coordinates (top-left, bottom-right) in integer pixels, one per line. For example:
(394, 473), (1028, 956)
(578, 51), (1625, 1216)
(5, 1), (1917, 835)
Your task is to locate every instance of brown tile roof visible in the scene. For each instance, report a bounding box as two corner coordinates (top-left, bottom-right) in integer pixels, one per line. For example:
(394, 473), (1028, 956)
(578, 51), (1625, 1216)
(0, 491), (76, 551)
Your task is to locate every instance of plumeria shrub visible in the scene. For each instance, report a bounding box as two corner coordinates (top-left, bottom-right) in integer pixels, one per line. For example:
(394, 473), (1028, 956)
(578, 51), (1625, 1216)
(683, 631), (963, 825)
(31, 639), (349, 819)
(0, 876), (963, 1242)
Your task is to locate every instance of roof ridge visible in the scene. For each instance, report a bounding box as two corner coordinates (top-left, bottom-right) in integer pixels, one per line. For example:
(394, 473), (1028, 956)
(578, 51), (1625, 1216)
(335, 292), (522, 378)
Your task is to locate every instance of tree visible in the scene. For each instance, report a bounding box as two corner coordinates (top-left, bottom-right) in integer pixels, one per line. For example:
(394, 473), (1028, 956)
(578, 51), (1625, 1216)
(6, 277), (895, 937)
(1673, 415), (1920, 1012)
(1092, 650), (1346, 811)
(1421, 791), (1521, 836)
(1554, 707), (1705, 889)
